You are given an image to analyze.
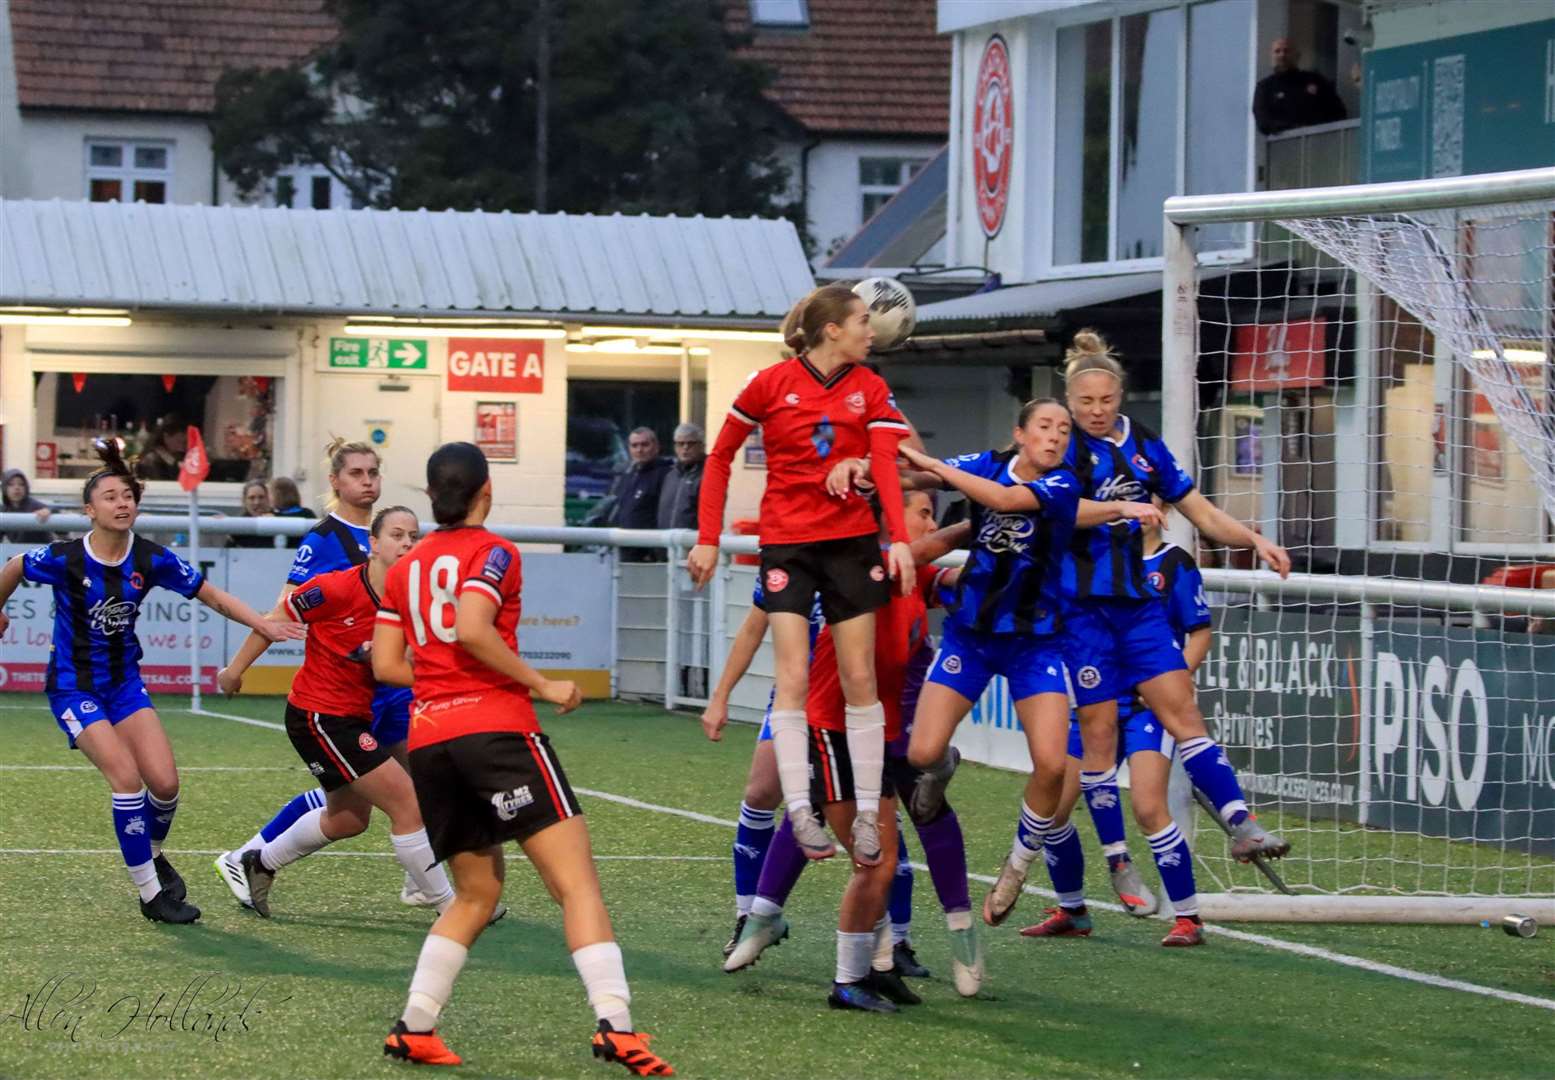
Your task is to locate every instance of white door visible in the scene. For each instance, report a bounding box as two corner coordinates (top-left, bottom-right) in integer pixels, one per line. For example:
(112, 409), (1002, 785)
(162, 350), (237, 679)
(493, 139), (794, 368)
(316, 374), (440, 521)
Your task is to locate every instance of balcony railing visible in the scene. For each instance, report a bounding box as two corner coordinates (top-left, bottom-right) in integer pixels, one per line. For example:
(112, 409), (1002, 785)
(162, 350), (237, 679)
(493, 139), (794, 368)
(1261, 118), (1362, 191)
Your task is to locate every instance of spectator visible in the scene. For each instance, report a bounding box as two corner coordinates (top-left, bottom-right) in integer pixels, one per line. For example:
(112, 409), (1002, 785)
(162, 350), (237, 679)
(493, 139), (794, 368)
(228, 479), (277, 549)
(657, 422), (706, 532)
(608, 426), (671, 561)
(1253, 38), (1346, 135)
(268, 475), (315, 548)
(1, 468), (54, 544)
(135, 414), (188, 480)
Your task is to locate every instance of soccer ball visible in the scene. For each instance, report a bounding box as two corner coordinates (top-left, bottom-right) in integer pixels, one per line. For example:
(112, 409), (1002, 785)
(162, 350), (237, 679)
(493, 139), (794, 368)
(852, 277), (917, 352)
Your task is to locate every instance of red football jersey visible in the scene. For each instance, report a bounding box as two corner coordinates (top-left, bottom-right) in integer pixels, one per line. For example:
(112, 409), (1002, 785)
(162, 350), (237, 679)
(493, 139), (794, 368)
(699, 357), (912, 546)
(806, 564), (947, 741)
(378, 526), (539, 749)
(285, 565), (379, 718)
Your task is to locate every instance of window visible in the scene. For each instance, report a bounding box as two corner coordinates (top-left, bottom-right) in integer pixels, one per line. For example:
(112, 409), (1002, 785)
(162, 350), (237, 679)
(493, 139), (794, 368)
(85, 140), (171, 203)
(859, 157), (927, 223)
(1052, 1), (1254, 267)
(749, 0), (807, 28)
(271, 166), (360, 209)
(34, 372), (277, 482)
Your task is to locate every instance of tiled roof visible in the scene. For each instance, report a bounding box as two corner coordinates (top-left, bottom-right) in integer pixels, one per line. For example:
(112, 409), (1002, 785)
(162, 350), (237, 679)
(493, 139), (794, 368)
(728, 0), (949, 137)
(0, 199), (815, 321)
(10, 0), (335, 114)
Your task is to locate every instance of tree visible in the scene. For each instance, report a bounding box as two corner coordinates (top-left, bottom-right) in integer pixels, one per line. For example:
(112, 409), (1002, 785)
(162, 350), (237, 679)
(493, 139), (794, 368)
(212, 0), (795, 219)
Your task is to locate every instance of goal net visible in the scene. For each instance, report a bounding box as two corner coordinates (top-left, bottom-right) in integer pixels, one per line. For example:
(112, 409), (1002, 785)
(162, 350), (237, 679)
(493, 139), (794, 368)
(1161, 168), (1555, 922)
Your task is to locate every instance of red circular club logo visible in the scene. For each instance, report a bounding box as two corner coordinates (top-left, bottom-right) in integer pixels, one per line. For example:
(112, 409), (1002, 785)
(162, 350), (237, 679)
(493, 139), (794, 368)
(972, 34), (1013, 238)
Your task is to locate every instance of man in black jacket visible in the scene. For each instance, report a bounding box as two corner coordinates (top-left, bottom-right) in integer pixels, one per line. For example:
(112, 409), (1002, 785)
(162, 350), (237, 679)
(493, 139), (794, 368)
(609, 427), (671, 561)
(656, 422), (705, 533)
(1253, 38), (1346, 135)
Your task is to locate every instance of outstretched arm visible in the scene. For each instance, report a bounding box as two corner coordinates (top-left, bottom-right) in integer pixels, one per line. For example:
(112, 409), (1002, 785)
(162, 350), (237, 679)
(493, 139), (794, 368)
(196, 581), (305, 642)
(912, 520), (971, 565)
(702, 605), (770, 741)
(1174, 490), (1291, 577)
(0, 556), (22, 637)
(217, 596), (295, 696)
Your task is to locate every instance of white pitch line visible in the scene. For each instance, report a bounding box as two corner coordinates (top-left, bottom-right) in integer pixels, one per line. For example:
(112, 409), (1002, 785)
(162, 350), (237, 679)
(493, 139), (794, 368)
(178, 705), (1555, 1013)
(0, 849), (724, 862)
(186, 705), (285, 731)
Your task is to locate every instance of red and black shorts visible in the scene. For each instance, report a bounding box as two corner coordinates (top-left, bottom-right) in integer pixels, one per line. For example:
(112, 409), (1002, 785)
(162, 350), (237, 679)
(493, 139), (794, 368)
(408, 730), (582, 862)
(760, 533), (890, 625)
(809, 725), (857, 806)
(285, 702), (394, 792)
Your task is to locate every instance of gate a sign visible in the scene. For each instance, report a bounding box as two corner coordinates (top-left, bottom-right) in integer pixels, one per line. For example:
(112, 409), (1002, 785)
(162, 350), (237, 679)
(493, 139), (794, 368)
(447, 338), (545, 393)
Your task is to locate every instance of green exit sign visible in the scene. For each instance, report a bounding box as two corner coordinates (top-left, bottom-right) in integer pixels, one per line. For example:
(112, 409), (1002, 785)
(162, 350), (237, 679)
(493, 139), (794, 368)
(329, 337), (428, 370)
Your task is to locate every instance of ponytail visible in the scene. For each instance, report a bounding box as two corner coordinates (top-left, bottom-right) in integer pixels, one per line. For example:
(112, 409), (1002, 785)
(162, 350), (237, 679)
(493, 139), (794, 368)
(82, 438), (143, 504)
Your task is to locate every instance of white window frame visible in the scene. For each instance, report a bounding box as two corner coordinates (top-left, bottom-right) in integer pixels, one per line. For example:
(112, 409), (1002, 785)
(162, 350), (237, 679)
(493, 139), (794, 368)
(1039, 0), (1256, 279)
(272, 164), (355, 210)
(84, 138), (174, 204)
(858, 157), (928, 224)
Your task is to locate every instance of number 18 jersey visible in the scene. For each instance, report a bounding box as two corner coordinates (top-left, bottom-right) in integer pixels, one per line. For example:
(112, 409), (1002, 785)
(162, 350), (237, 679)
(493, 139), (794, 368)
(378, 525), (538, 748)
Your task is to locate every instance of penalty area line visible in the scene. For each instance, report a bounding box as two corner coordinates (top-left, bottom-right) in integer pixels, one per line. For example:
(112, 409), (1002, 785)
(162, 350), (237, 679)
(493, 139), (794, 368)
(187, 703), (1555, 1013)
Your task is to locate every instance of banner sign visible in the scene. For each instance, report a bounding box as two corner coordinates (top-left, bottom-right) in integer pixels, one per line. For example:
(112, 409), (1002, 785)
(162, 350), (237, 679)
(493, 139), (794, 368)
(447, 339), (545, 393)
(0, 545), (612, 697)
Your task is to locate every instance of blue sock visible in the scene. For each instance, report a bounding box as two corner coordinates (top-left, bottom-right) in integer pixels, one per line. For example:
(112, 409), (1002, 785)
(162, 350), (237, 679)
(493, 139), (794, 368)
(1011, 802), (1052, 870)
(1177, 737), (1250, 826)
(733, 802), (777, 916)
(1043, 822), (1087, 909)
(259, 789), (327, 845)
(1080, 767), (1129, 866)
(1146, 823), (1199, 917)
(111, 789), (157, 901)
(147, 790), (178, 857)
(888, 826), (913, 941)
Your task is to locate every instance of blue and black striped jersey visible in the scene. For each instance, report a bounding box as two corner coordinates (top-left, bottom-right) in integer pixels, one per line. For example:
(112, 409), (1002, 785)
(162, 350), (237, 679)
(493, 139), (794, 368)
(941, 449), (1080, 637)
(22, 533), (204, 694)
(287, 513), (370, 584)
(1063, 415), (1194, 600)
(1143, 542), (1212, 648)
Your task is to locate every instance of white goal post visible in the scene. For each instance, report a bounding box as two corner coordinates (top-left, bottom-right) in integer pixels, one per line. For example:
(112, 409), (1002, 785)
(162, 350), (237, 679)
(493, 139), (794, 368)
(1160, 167), (1555, 923)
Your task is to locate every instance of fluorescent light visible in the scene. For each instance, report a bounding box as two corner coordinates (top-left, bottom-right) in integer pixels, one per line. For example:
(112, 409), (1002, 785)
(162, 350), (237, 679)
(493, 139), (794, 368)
(343, 323), (567, 339)
(1470, 347), (1546, 365)
(0, 313), (132, 327)
(577, 325), (783, 343)
(66, 307), (130, 316)
(564, 343), (688, 356)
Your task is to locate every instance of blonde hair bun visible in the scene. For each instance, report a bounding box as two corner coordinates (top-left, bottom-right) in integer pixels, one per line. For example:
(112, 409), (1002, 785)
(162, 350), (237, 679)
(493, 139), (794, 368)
(1063, 327), (1125, 386)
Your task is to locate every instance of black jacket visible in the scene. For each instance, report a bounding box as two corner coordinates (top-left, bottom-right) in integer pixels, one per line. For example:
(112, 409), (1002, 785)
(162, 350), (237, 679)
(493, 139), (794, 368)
(1253, 69), (1346, 135)
(609, 458), (672, 530)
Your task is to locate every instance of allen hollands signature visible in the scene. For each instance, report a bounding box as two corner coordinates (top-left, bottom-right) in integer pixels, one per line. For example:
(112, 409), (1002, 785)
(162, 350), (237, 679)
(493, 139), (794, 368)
(1, 972), (291, 1043)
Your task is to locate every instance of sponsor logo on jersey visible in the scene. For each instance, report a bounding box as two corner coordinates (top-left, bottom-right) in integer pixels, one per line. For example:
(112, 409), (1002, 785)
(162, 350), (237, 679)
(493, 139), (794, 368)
(1131, 453), (1155, 474)
(765, 568), (790, 593)
(307, 761), (325, 776)
(128, 571), (145, 591)
(358, 732), (379, 752)
(976, 511), (1035, 555)
(79, 699), (98, 714)
(1077, 665), (1102, 689)
(294, 545), (312, 562)
(88, 597), (138, 635)
(845, 391), (866, 415)
(869, 565), (885, 582)
(491, 786), (535, 821)
(1093, 474), (1145, 502)
(941, 654), (963, 675)
(481, 545), (512, 585)
(294, 586), (326, 612)
(1148, 571), (1166, 593)
(784, 392), (800, 406)
(122, 815), (146, 836)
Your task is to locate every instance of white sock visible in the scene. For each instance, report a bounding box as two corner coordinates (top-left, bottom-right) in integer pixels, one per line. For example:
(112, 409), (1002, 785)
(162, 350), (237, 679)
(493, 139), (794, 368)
(946, 909), (973, 932)
(891, 920), (910, 946)
(835, 930), (874, 984)
(259, 807), (329, 872)
(242, 830), (267, 855)
(128, 859), (160, 902)
(401, 933), (469, 1031)
(391, 829), (455, 911)
(768, 710), (813, 816)
(871, 916), (894, 973)
(1010, 802), (1051, 873)
(571, 941), (632, 1032)
(843, 701), (885, 815)
(751, 896), (784, 919)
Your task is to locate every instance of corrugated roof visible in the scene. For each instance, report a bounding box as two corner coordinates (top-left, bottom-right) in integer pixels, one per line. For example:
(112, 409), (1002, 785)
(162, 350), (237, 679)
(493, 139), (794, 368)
(917, 272), (1167, 324)
(10, 0), (336, 114)
(0, 200), (814, 322)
